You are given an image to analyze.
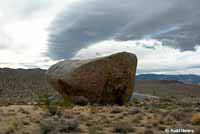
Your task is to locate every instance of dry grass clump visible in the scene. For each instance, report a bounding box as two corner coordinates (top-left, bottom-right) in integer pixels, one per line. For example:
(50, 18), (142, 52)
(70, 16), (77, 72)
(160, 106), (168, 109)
(90, 106), (99, 114)
(170, 110), (186, 121)
(132, 113), (143, 124)
(38, 95), (74, 117)
(147, 117), (161, 127)
(143, 129), (154, 134)
(18, 107), (30, 114)
(40, 118), (80, 134)
(88, 126), (103, 134)
(5, 118), (19, 134)
(191, 113), (200, 125)
(162, 115), (175, 126)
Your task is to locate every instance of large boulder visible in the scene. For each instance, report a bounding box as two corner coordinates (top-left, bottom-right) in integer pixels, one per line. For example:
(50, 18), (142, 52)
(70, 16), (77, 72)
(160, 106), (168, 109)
(46, 52), (137, 104)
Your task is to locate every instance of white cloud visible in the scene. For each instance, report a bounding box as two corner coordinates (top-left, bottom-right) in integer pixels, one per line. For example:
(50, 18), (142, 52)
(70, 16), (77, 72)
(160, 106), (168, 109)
(0, 0), (200, 75)
(0, 11), (2, 18)
(0, 0), (79, 69)
(74, 39), (200, 74)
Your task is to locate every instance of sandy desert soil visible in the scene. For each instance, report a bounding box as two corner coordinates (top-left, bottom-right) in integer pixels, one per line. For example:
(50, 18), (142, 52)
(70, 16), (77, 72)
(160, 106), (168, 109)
(0, 98), (200, 134)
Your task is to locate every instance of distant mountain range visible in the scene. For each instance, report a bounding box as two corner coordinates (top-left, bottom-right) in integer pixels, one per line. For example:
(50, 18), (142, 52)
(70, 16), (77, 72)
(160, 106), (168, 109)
(137, 74), (200, 85)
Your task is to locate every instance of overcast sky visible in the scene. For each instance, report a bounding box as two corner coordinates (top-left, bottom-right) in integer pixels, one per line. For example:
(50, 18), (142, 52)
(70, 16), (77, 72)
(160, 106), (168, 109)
(0, 0), (200, 74)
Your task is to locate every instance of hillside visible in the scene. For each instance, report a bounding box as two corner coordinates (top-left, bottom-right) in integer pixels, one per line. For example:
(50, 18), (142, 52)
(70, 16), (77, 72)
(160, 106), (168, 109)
(137, 74), (200, 84)
(0, 68), (56, 105)
(0, 68), (200, 105)
(135, 80), (200, 99)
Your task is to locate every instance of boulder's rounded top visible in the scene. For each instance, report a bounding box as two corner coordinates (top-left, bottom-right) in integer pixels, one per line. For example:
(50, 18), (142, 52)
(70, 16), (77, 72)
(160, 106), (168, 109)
(108, 52), (137, 60)
(47, 52), (137, 82)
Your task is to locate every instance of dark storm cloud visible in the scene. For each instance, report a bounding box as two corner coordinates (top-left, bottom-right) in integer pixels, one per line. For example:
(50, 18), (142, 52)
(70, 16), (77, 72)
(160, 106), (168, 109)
(157, 18), (200, 51)
(48, 0), (200, 59)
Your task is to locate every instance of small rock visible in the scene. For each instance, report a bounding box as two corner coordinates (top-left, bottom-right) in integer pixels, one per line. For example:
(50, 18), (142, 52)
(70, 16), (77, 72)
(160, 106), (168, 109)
(58, 119), (80, 132)
(197, 99), (200, 105)
(128, 108), (140, 115)
(111, 107), (122, 114)
(22, 120), (30, 125)
(72, 96), (89, 106)
(195, 107), (200, 112)
(18, 108), (29, 114)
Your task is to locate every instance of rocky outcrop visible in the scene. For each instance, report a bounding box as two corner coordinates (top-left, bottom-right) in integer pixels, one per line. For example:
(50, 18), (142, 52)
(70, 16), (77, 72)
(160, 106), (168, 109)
(130, 92), (160, 101)
(46, 52), (137, 104)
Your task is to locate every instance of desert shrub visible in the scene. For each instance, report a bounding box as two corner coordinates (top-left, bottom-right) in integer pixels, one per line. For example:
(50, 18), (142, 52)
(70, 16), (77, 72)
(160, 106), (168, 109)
(170, 110), (185, 121)
(144, 129), (154, 134)
(40, 118), (80, 134)
(178, 100), (192, 108)
(40, 124), (51, 134)
(132, 117), (141, 124)
(38, 94), (51, 106)
(147, 117), (161, 127)
(131, 98), (140, 105)
(113, 122), (135, 133)
(38, 94), (73, 116)
(132, 114), (143, 124)
(182, 107), (193, 112)
(58, 119), (79, 132)
(57, 96), (74, 107)
(48, 105), (60, 116)
(6, 118), (19, 133)
(191, 113), (200, 125)
(152, 89), (157, 96)
(89, 127), (99, 134)
(38, 95), (58, 115)
(18, 107), (30, 114)
(160, 97), (175, 103)
(39, 94), (73, 107)
(89, 126), (102, 134)
(158, 125), (167, 131)
(40, 121), (53, 134)
(163, 115), (175, 126)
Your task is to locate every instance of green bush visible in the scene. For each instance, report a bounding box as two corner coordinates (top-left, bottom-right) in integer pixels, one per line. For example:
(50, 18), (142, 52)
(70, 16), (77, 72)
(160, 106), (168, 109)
(38, 94), (73, 116)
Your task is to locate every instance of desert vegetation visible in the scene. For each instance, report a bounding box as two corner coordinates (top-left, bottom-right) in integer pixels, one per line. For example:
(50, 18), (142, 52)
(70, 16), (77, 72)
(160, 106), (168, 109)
(0, 96), (200, 134)
(0, 68), (200, 133)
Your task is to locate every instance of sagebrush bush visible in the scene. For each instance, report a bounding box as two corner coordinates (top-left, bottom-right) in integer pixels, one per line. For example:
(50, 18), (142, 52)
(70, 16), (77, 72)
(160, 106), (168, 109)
(40, 118), (80, 134)
(40, 119), (53, 134)
(38, 94), (73, 116)
(7, 118), (19, 133)
(113, 122), (135, 133)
